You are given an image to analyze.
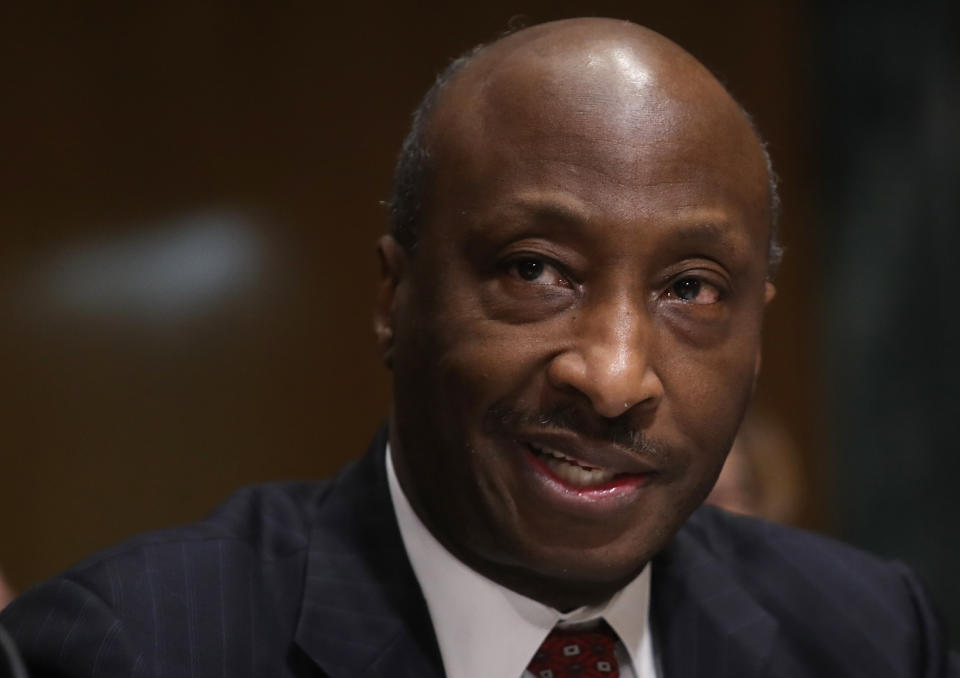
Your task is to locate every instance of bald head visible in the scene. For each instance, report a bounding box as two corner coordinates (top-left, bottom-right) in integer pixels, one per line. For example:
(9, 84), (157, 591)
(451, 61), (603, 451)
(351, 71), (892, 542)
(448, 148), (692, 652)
(389, 18), (781, 274)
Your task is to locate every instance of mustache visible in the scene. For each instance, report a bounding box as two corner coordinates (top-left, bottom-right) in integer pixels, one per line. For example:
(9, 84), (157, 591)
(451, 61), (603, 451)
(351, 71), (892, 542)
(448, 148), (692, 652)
(483, 402), (665, 458)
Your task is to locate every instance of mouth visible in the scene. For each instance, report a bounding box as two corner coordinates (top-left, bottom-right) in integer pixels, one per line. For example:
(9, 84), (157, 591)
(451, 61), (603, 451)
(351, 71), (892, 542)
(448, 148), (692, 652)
(519, 437), (656, 499)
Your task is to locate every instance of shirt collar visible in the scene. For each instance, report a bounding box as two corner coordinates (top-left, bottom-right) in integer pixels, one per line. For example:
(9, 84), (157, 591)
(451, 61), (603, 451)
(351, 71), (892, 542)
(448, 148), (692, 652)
(386, 444), (655, 678)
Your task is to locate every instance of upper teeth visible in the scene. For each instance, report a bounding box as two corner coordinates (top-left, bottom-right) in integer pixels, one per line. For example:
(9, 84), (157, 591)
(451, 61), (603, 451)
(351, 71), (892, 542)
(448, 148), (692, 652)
(542, 446), (591, 466)
(528, 443), (617, 488)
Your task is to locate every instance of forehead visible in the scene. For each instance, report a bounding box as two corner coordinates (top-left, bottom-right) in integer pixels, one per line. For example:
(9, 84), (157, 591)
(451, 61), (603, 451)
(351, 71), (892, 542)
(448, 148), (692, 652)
(423, 36), (770, 244)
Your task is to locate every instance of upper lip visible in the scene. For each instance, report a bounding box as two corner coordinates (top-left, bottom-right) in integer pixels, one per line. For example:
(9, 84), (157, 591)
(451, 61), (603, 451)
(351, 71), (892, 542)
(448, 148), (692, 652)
(516, 429), (660, 476)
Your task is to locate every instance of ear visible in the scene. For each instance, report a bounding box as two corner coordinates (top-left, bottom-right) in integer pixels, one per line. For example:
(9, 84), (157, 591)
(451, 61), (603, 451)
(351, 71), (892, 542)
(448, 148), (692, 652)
(373, 234), (408, 369)
(754, 281), (777, 379)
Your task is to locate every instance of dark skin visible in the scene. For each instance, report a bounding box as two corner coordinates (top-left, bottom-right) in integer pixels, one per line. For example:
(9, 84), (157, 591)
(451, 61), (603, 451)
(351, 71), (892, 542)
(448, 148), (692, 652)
(375, 18), (776, 611)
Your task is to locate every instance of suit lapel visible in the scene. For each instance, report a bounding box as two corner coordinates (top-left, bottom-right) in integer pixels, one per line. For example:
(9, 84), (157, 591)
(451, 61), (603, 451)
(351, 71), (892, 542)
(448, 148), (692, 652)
(651, 512), (780, 678)
(293, 428), (445, 678)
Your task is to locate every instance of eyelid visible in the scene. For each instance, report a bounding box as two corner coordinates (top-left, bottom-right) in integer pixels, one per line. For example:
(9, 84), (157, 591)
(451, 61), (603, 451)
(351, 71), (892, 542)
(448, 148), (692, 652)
(660, 260), (731, 289)
(501, 251), (579, 287)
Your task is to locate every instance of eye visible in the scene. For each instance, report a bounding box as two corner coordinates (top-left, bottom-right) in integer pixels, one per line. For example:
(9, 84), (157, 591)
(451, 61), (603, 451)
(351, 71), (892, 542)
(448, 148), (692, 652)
(507, 257), (571, 287)
(517, 259), (544, 281)
(666, 276), (721, 304)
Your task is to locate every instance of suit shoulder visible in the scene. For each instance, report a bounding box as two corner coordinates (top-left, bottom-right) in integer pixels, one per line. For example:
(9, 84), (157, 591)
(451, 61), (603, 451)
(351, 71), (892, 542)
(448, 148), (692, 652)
(680, 507), (948, 662)
(76, 480), (335, 575)
(656, 508), (957, 675)
(686, 507), (960, 674)
(0, 480), (338, 676)
(683, 504), (897, 581)
(6, 480), (338, 629)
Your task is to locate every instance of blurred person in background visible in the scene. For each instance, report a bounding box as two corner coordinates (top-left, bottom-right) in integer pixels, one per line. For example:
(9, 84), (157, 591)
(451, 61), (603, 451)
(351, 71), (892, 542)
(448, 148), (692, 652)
(706, 409), (804, 524)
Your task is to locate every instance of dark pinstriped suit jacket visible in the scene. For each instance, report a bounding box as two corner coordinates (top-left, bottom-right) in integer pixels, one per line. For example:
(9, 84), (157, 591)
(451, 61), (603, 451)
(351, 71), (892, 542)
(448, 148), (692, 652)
(2, 429), (957, 677)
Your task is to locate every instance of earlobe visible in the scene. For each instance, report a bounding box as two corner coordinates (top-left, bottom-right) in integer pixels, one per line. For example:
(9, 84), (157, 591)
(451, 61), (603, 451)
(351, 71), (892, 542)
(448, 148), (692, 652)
(764, 281), (777, 304)
(373, 235), (407, 369)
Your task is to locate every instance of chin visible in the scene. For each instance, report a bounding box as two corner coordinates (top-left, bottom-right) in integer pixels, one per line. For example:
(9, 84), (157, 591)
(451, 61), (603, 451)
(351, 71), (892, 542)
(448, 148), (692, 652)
(474, 504), (669, 590)
(466, 532), (659, 609)
(536, 545), (654, 585)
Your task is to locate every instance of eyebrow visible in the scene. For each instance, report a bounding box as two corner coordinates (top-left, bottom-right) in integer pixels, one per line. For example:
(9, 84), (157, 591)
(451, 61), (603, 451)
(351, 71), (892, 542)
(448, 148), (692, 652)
(671, 221), (736, 245)
(504, 193), (592, 228)
(462, 192), (593, 246)
(664, 220), (757, 274)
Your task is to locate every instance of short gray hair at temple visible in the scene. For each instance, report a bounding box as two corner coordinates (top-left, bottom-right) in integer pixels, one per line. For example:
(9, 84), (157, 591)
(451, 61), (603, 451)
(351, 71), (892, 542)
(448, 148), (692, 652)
(387, 41), (784, 279)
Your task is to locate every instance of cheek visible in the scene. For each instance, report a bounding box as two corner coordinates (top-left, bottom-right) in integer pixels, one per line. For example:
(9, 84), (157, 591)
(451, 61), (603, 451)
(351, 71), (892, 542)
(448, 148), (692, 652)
(434, 322), (550, 420)
(656, 324), (760, 458)
(413, 278), (554, 397)
(393, 285), (541, 437)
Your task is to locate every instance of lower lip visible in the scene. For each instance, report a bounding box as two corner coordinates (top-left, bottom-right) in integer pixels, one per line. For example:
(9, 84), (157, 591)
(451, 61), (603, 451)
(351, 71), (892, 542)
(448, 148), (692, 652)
(521, 445), (653, 506)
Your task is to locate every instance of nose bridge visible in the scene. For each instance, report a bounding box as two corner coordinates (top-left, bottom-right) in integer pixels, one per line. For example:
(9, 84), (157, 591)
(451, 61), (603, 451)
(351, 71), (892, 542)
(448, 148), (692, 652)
(583, 293), (648, 378)
(565, 289), (662, 417)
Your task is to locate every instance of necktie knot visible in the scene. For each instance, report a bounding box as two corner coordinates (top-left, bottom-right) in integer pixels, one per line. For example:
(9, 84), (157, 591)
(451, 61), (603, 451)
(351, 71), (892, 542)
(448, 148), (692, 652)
(527, 621), (620, 677)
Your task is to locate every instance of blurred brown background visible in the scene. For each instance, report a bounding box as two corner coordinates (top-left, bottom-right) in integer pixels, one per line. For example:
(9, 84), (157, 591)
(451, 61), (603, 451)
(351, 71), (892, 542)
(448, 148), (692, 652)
(1, 0), (957, 641)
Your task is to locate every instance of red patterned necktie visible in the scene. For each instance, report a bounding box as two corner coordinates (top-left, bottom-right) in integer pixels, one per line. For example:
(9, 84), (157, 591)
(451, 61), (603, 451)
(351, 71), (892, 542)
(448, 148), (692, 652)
(526, 622), (620, 678)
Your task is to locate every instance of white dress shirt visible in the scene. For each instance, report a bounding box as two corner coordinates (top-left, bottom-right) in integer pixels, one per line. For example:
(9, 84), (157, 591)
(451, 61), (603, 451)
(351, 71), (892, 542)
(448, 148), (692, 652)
(386, 445), (658, 678)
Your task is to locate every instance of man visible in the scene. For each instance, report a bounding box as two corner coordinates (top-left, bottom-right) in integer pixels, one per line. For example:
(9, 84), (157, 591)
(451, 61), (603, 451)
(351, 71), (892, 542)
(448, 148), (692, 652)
(1, 17), (956, 678)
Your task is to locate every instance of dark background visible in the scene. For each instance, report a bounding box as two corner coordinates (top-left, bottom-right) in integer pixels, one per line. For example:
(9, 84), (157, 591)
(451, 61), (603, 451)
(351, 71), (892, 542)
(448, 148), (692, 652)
(1, 1), (957, 643)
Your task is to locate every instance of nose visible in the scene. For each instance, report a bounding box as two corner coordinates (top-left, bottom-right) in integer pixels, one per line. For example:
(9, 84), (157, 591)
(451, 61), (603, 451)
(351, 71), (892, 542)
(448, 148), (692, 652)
(546, 299), (664, 419)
